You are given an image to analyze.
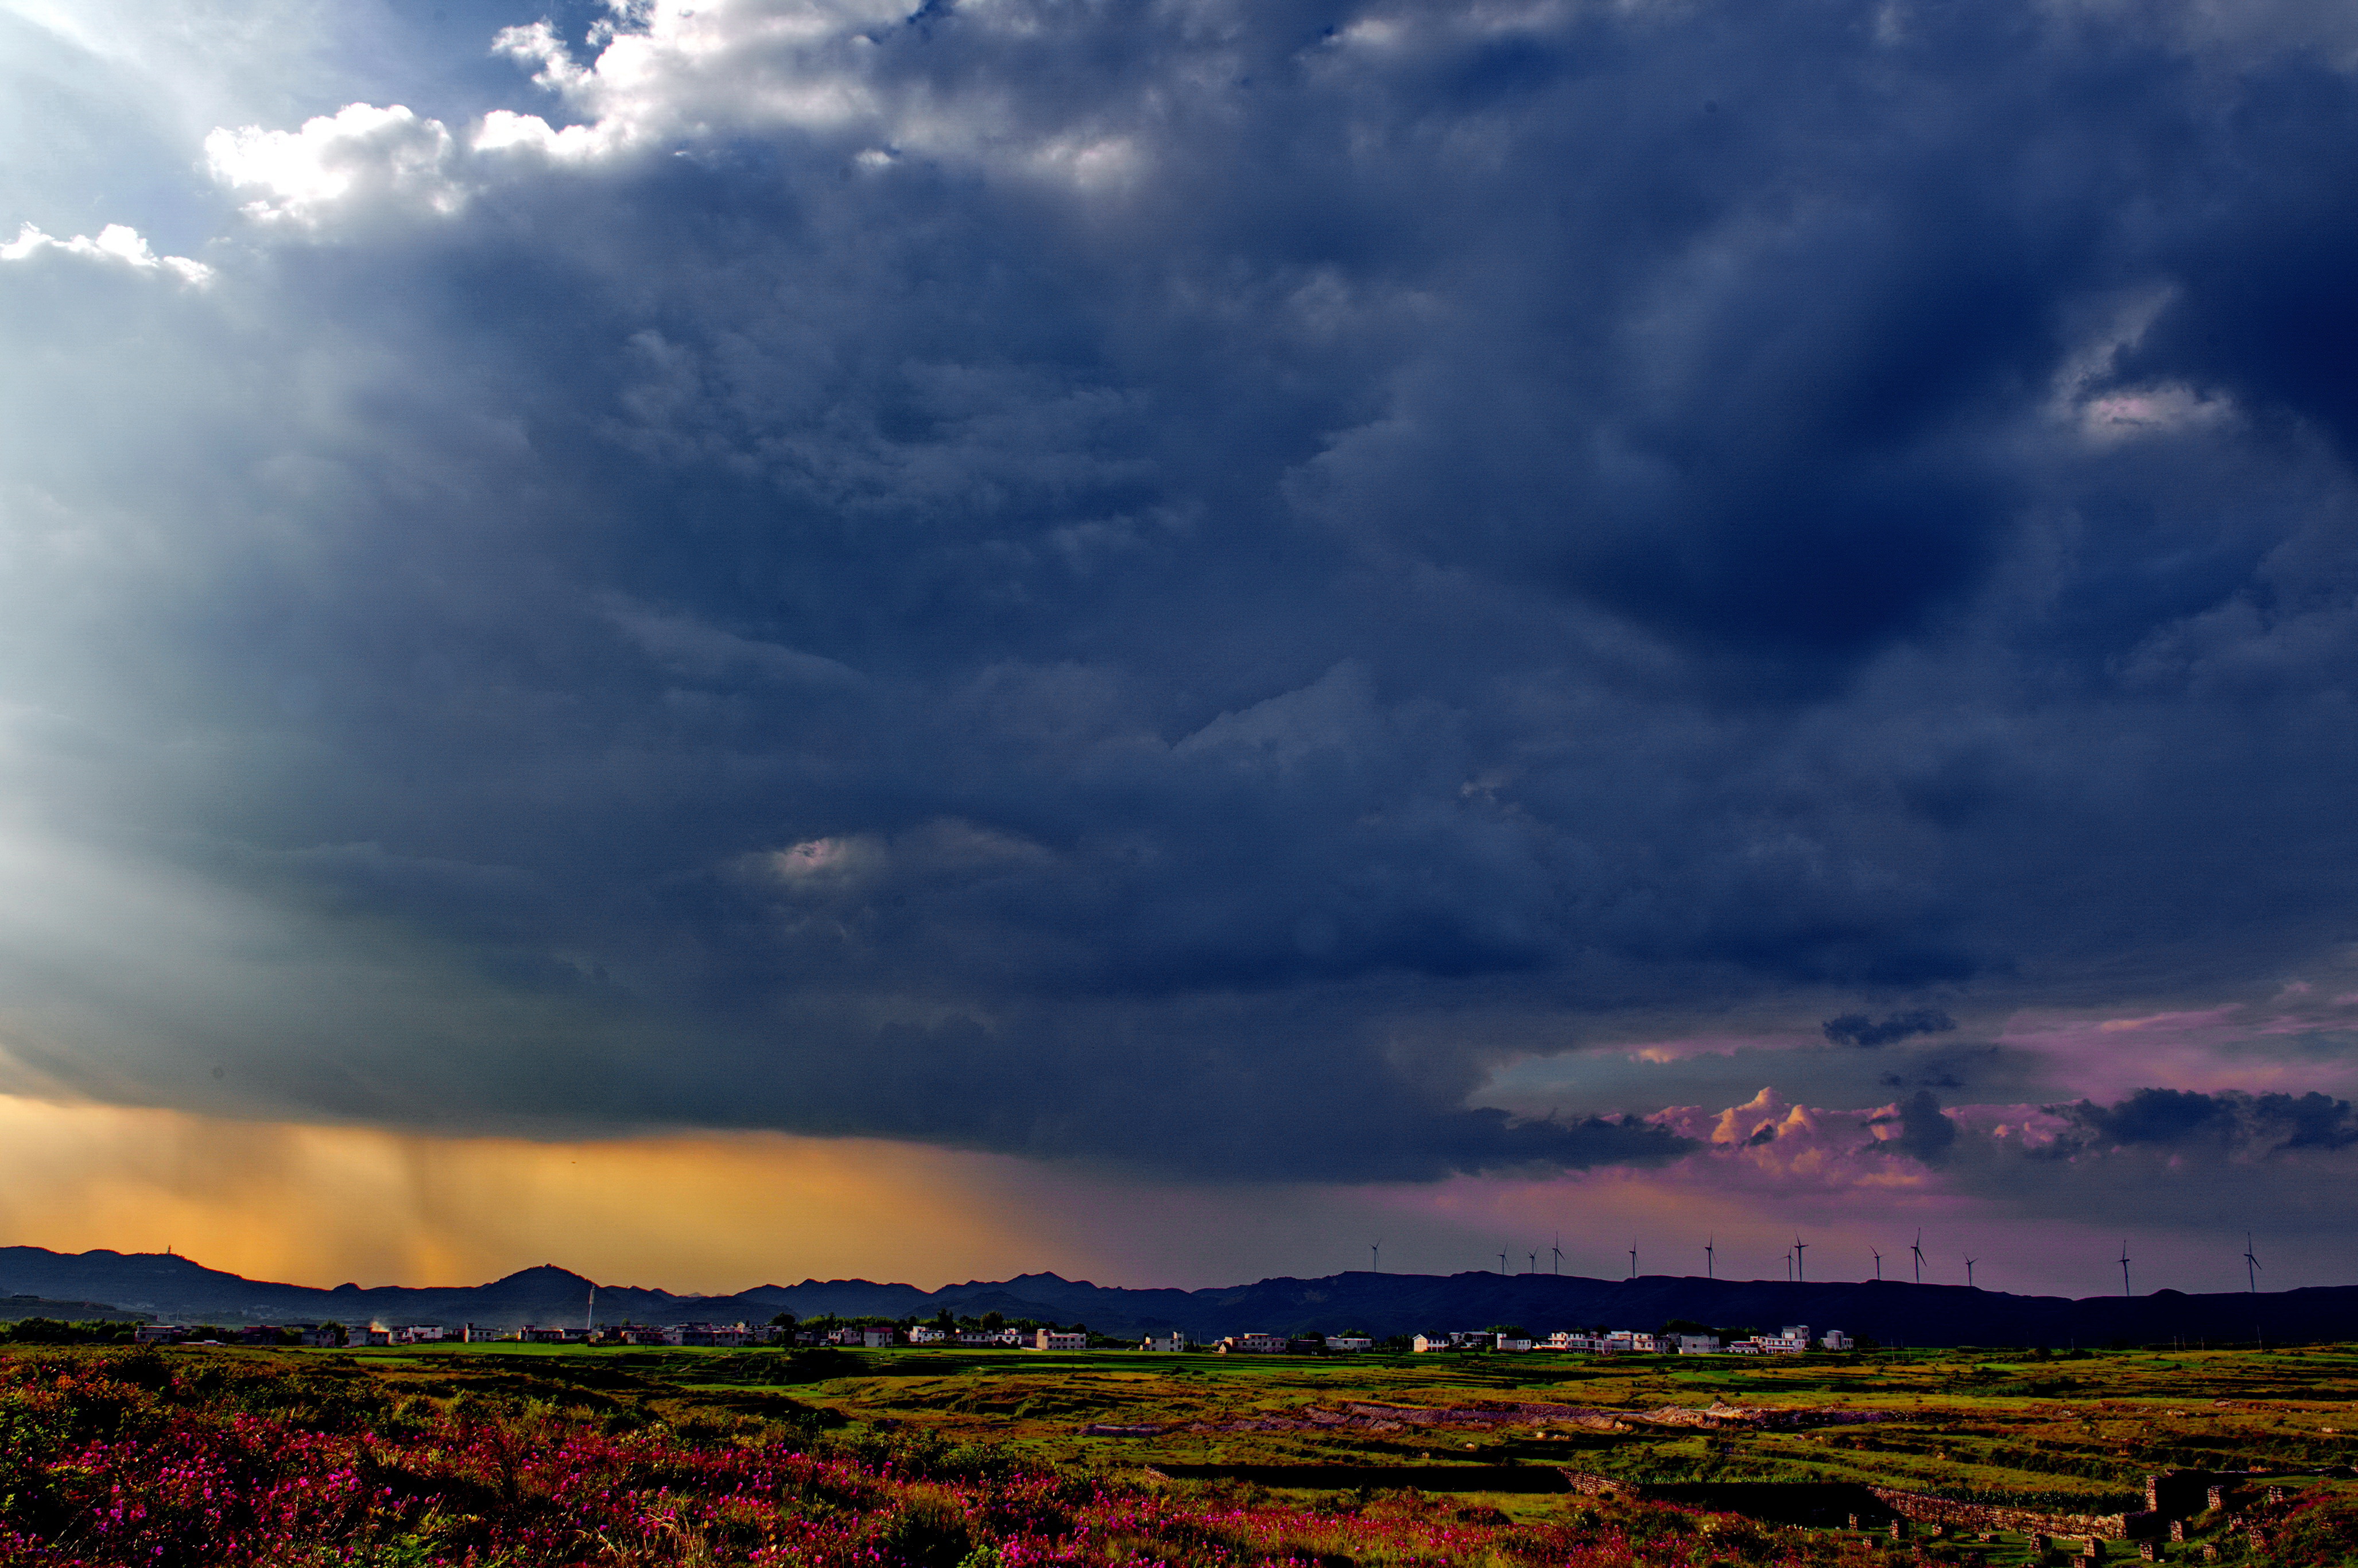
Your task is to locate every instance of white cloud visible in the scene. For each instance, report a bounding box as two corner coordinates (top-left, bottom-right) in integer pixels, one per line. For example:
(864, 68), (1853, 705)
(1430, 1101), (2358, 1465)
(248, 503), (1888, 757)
(203, 101), (463, 225)
(0, 222), (210, 283)
(472, 108), (628, 163)
(466, 0), (1181, 190)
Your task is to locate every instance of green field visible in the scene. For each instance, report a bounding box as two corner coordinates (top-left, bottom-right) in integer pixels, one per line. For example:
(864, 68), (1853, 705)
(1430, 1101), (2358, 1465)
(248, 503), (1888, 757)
(12, 1337), (2358, 1565)
(342, 1340), (2358, 1540)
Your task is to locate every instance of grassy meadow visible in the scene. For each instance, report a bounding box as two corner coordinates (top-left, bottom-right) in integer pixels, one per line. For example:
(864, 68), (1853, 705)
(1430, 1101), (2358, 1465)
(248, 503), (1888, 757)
(7, 1338), (2358, 1565)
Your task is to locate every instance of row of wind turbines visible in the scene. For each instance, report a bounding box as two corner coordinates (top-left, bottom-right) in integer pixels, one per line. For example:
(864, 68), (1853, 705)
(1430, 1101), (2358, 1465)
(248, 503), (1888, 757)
(1366, 1230), (2273, 1295)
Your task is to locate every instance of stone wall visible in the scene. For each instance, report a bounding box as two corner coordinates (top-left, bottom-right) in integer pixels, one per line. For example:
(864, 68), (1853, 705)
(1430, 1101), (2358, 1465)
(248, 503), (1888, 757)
(1865, 1488), (2149, 1541)
(1561, 1471), (1635, 1497)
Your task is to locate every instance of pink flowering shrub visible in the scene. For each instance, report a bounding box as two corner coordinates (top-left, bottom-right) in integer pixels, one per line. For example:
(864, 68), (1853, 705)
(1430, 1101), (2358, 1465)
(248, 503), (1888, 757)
(0, 1350), (1864, 1567)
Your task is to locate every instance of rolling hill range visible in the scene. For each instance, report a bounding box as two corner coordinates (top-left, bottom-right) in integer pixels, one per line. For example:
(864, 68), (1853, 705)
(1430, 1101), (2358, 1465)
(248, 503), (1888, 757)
(1, 1246), (2349, 1345)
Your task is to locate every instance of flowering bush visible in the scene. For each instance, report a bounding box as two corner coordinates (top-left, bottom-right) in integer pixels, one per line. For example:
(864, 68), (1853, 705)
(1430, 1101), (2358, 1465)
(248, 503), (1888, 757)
(0, 1350), (1870, 1567)
(2251, 1488), (2358, 1568)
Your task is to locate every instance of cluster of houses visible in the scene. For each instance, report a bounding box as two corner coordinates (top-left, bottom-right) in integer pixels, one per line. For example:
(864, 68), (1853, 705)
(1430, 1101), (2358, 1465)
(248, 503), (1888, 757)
(129, 1321), (1100, 1349)
(1148, 1331), (1375, 1354)
(134, 1323), (452, 1347)
(129, 1319), (1846, 1356)
(1411, 1325), (1851, 1355)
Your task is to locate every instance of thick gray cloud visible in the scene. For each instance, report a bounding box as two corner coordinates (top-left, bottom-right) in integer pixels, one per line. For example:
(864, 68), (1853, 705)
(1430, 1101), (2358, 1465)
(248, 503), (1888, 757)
(2059, 1089), (2358, 1156)
(1888, 1088), (2358, 1235)
(5, 0), (2358, 1186)
(1825, 1009), (1957, 1050)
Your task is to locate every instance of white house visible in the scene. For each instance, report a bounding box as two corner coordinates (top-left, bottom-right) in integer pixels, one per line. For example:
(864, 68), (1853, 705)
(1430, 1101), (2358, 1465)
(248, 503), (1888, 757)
(1672, 1334), (1723, 1354)
(1142, 1330), (1187, 1352)
(1820, 1330), (1852, 1351)
(907, 1325), (948, 1345)
(676, 1323), (755, 1346)
(1495, 1334), (1534, 1352)
(1325, 1335), (1372, 1352)
(1030, 1329), (1086, 1351)
(1220, 1332), (1287, 1354)
(1411, 1333), (1446, 1353)
(862, 1326), (898, 1349)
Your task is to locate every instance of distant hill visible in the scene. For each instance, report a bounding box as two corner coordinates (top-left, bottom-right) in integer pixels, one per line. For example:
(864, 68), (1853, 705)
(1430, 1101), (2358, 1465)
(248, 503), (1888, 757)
(0, 1292), (150, 1323)
(2, 1247), (2351, 1344)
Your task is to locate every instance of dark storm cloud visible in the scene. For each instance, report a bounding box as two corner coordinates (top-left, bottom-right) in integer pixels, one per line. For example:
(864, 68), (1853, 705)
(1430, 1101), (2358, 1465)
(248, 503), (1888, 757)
(2057, 1089), (2358, 1156)
(1843, 1086), (2358, 1233)
(1886, 1090), (1960, 1164)
(1824, 1009), (1957, 1050)
(7, 0), (2358, 1183)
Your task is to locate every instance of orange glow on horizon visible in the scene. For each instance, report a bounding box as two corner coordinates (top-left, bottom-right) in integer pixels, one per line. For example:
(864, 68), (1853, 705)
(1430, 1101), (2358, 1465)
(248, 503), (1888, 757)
(0, 1094), (1063, 1294)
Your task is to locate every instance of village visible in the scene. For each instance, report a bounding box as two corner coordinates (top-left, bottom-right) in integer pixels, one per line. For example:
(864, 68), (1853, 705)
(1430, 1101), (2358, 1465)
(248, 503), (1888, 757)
(122, 1318), (1851, 1354)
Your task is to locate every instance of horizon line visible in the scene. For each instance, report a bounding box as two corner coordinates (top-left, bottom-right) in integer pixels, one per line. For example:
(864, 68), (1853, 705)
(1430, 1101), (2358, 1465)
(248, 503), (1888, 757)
(0, 1245), (2312, 1303)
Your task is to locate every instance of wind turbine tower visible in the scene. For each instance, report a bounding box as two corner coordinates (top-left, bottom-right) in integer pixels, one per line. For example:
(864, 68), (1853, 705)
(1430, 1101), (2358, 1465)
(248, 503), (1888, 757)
(2244, 1234), (2262, 1294)
(2119, 1241), (2132, 1298)
(1628, 1243), (1638, 1279)
(1793, 1236), (1808, 1284)
(1552, 1233), (1564, 1275)
(1911, 1230), (1926, 1284)
(1529, 1251), (1538, 1275)
(1500, 1252), (1509, 1276)
(1964, 1256), (1978, 1289)
(1871, 1247), (1883, 1282)
(1704, 1237), (1715, 1280)
(1371, 1240), (1381, 1274)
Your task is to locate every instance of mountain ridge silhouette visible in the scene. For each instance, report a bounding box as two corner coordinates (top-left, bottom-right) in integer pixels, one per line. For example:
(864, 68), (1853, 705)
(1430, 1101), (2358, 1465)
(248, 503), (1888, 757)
(2, 1247), (2345, 1343)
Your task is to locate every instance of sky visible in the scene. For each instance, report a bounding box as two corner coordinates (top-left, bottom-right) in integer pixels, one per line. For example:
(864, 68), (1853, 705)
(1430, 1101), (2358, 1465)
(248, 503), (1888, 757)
(5, 0), (2358, 1302)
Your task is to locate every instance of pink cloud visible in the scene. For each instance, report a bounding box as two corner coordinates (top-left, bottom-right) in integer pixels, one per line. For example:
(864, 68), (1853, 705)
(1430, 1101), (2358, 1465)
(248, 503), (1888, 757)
(1618, 1033), (1815, 1064)
(1996, 990), (2358, 1101)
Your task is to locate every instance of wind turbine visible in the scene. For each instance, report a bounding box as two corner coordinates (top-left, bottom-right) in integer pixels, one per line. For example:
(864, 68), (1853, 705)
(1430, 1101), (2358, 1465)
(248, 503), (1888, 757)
(1529, 1251), (1539, 1275)
(1552, 1233), (1564, 1275)
(1964, 1256), (1978, 1290)
(2119, 1241), (2132, 1298)
(1704, 1236), (1715, 1280)
(1911, 1229), (1926, 1284)
(1793, 1236), (1808, 1284)
(1628, 1243), (1639, 1279)
(1371, 1240), (1381, 1274)
(1871, 1247), (1883, 1282)
(1500, 1252), (1510, 1276)
(1784, 1249), (1793, 1283)
(2243, 1234), (2262, 1294)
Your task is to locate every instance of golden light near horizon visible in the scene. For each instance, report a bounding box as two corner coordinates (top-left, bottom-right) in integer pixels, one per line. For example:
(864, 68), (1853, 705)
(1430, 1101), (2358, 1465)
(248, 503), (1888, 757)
(0, 1089), (2322, 1300)
(0, 1092), (1570, 1294)
(0, 1092), (1079, 1293)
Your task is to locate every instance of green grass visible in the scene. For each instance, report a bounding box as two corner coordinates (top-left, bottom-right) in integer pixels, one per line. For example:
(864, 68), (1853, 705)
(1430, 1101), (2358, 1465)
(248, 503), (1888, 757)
(360, 1342), (2358, 1503)
(25, 1338), (2358, 1562)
